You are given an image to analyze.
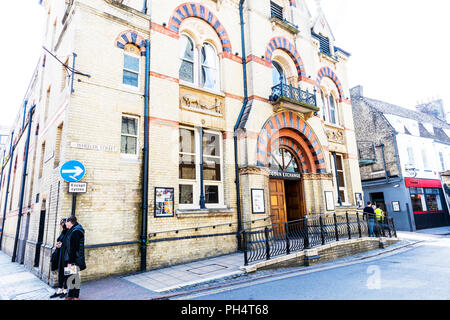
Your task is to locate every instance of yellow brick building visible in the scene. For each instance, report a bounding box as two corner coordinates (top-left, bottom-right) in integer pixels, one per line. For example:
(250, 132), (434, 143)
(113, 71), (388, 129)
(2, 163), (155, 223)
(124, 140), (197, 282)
(0, 0), (363, 283)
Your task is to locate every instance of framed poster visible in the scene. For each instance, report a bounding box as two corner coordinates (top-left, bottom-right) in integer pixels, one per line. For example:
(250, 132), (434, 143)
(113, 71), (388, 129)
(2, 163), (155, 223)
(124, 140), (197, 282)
(325, 191), (335, 211)
(154, 187), (174, 217)
(251, 189), (265, 214)
(355, 193), (363, 209)
(392, 201), (401, 212)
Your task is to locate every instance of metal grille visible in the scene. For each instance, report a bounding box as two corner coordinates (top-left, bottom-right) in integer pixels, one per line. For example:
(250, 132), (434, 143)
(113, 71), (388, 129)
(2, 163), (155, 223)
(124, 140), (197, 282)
(270, 1), (283, 20)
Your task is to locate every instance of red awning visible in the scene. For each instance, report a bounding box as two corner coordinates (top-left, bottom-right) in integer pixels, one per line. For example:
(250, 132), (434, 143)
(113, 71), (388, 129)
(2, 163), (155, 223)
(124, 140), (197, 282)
(405, 178), (442, 188)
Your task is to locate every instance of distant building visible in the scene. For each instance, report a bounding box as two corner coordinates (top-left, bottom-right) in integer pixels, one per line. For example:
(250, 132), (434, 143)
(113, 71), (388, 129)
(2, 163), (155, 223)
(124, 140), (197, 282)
(351, 85), (450, 231)
(416, 99), (449, 124)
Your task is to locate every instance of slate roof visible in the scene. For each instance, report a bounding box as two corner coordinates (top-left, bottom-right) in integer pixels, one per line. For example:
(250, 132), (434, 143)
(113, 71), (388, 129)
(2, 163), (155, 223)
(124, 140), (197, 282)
(361, 96), (450, 144)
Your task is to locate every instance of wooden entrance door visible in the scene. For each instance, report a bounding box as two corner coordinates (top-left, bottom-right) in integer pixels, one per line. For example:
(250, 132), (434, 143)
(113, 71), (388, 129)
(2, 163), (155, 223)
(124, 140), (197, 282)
(269, 179), (287, 225)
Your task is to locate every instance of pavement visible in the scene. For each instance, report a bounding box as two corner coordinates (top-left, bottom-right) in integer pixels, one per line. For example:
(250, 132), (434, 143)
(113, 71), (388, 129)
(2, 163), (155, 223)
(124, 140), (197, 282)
(0, 226), (448, 300)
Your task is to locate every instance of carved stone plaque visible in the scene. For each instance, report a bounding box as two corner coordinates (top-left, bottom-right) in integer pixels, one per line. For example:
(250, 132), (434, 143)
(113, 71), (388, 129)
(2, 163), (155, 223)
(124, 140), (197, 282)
(180, 85), (224, 117)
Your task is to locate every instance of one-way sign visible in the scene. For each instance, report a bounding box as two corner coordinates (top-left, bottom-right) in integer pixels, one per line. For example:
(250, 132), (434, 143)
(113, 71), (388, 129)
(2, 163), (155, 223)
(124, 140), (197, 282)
(60, 160), (86, 182)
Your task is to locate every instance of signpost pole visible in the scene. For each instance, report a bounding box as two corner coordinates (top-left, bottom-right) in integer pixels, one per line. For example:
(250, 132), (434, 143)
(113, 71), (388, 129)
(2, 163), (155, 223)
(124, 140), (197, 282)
(71, 193), (77, 217)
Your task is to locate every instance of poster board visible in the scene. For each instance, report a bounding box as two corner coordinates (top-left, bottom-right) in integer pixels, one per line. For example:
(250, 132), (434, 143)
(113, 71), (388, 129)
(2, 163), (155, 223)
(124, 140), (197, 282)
(154, 187), (174, 217)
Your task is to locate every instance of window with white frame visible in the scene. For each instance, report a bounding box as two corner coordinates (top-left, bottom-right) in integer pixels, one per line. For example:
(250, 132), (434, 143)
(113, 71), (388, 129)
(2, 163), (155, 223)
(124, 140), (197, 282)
(179, 35), (195, 84)
(121, 116), (139, 155)
(179, 34), (220, 91)
(201, 43), (219, 90)
(123, 44), (141, 88)
(321, 89), (339, 125)
(407, 146), (415, 166)
(179, 127), (223, 208)
(439, 152), (445, 172)
(330, 153), (347, 204)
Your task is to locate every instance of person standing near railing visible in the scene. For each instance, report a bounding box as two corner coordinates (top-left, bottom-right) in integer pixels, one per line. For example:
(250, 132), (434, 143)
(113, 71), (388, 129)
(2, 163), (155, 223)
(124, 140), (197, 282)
(375, 205), (385, 237)
(363, 202), (376, 237)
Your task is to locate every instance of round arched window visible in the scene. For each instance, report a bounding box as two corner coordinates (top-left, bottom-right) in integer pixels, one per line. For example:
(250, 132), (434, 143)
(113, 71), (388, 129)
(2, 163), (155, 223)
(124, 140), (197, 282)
(272, 61), (286, 86)
(270, 147), (300, 173)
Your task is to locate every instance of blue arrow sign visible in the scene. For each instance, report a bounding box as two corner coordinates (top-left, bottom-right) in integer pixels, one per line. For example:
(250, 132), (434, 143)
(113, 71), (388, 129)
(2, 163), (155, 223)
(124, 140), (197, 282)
(60, 160), (86, 182)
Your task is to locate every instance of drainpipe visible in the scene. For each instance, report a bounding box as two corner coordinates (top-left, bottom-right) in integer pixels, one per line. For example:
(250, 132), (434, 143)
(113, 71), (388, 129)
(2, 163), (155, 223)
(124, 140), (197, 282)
(233, 0), (248, 251)
(0, 149), (5, 196)
(21, 100), (28, 131)
(379, 141), (389, 183)
(142, 0), (148, 14)
(12, 105), (36, 262)
(0, 131), (15, 250)
(140, 39), (150, 272)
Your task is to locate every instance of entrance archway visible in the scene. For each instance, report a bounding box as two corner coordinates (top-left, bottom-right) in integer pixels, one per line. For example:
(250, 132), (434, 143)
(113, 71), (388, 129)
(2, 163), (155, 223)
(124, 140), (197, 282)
(257, 111), (325, 225)
(269, 147), (305, 225)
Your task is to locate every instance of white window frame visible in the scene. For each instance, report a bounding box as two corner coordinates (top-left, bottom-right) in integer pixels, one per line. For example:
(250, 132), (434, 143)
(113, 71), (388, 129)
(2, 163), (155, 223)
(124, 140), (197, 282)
(122, 46), (141, 89)
(178, 126), (224, 210)
(201, 42), (220, 91)
(179, 126), (198, 209)
(120, 115), (139, 159)
(330, 153), (349, 206)
(179, 34), (222, 93)
(179, 34), (198, 86)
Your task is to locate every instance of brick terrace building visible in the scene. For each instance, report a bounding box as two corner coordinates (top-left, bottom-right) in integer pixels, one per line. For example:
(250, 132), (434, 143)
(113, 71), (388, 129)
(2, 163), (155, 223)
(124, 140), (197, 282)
(351, 86), (450, 231)
(0, 0), (363, 283)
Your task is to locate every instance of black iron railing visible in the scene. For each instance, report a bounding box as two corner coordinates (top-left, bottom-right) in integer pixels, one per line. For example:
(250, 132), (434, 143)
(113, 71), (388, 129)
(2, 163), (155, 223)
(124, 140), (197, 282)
(269, 82), (317, 107)
(242, 212), (397, 266)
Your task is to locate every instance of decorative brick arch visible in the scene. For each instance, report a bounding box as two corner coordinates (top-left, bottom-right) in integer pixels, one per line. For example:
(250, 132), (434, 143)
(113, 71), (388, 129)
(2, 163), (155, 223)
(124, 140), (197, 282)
(264, 36), (306, 79)
(168, 2), (232, 54)
(115, 30), (147, 56)
(256, 111), (326, 174)
(316, 66), (345, 101)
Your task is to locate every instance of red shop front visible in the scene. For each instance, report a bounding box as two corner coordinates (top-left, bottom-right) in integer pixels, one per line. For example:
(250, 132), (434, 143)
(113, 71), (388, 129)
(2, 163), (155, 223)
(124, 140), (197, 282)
(405, 178), (450, 229)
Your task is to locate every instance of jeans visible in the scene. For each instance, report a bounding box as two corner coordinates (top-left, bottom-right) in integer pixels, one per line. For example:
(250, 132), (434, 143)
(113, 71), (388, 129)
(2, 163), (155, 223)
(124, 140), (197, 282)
(368, 219), (375, 236)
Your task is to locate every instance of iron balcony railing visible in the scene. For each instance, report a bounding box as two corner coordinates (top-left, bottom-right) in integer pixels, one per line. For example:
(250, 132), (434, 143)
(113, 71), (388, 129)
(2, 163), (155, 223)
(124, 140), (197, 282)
(269, 82), (317, 108)
(241, 212), (397, 266)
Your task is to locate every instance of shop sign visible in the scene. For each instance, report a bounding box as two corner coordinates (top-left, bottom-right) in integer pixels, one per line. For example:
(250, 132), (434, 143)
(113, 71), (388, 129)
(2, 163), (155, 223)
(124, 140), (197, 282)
(269, 170), (301, 180)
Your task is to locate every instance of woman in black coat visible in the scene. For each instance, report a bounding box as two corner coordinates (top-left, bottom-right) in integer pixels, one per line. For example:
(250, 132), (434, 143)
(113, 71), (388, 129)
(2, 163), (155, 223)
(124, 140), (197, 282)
(63, 215), (86, 300)
(50, 218), (68, 299)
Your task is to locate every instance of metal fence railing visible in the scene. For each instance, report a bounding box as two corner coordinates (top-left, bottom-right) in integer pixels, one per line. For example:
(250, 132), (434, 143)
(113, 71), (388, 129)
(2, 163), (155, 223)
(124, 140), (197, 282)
(241, 211), (397, 266)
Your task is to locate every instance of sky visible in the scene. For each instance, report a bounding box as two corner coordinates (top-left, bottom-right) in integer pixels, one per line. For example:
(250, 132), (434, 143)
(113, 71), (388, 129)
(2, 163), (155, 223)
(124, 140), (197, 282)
(0, 0), (449, 129)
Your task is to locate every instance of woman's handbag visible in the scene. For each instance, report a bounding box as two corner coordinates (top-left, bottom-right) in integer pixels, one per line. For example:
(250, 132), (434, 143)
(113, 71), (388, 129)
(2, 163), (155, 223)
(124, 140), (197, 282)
(64, 264), (79, 276)
(50, 249), (59, 271)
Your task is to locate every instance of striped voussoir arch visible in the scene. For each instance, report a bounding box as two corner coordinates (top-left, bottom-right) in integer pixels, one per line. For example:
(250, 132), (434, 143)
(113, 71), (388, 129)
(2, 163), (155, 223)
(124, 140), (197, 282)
(316, 66), (345, 100)
(168, 2), (232, 54)
(256, 111), (326, 174)
(264, 36), (306, 79)
(115, 30), (147, 56)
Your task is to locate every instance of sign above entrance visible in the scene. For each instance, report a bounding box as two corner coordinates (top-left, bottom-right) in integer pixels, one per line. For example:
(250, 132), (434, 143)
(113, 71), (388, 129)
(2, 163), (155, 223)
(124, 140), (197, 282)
(269, 171), (301, 180)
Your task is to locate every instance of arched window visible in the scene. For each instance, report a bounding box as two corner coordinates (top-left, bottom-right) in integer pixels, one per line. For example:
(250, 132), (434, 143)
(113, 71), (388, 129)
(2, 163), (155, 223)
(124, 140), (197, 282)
(329, 94), (337, 124)
(270, 147), (300, 173)
(201, 42), (218, 90)
(320, 89), (340, 125)
(123, 44), (141, 87)
(179, 34), (221, 91)
(272, 61), (286, 86)
(179, 34), (195, 83)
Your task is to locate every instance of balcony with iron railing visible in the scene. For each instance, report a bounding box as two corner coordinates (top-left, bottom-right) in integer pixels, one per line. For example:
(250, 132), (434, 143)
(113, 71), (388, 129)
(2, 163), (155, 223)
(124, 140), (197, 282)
(269, 82), (319, 114)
